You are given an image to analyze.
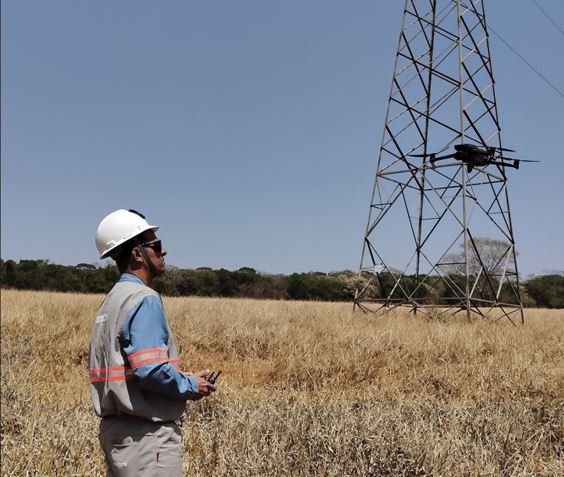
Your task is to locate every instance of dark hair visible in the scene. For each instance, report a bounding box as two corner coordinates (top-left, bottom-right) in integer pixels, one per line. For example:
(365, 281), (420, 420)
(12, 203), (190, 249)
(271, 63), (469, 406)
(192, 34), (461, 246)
(112, 238), (141, 273)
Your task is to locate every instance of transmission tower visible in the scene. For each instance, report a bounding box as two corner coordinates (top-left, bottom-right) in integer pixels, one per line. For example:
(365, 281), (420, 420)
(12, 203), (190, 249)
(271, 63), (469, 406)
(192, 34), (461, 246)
(355, 0), (525, 323)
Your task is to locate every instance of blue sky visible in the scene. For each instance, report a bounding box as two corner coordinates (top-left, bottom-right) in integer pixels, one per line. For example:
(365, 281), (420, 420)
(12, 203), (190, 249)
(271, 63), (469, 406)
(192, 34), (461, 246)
(2, 0), (563, 277)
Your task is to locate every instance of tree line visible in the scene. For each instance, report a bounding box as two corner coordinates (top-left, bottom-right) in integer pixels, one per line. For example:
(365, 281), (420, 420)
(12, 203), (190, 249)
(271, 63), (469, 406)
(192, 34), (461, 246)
(1, 259), (563, 308)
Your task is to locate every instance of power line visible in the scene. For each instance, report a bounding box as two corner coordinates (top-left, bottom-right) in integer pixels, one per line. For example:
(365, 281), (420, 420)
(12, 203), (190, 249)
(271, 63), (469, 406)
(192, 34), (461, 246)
(488, 26), (564, 101)
(529, 0), (564, 38)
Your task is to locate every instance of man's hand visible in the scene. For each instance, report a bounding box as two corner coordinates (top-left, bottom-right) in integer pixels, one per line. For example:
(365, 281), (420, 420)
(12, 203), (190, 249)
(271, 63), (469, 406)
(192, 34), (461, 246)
(192, 369), (216, 399)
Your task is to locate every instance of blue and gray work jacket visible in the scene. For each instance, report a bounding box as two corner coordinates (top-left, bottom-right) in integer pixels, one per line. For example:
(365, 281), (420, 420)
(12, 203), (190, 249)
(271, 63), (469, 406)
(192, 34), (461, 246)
(89, 273), (200, 422)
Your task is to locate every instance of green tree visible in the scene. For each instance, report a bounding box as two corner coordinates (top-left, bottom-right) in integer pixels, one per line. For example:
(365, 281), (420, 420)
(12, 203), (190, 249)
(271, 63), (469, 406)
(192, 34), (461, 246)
(525, 275), (564, 308)
(2, 260), (17, 287)
(193, 269), (220, 296)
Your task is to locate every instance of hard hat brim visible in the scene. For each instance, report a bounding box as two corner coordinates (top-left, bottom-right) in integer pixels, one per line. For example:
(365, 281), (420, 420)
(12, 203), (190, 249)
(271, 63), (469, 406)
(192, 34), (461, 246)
(99, 225), (159, 259)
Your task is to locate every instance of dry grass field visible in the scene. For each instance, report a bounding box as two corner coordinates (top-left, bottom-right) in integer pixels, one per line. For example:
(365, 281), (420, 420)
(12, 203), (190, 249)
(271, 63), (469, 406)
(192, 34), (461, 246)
(1, 289), (563, 476)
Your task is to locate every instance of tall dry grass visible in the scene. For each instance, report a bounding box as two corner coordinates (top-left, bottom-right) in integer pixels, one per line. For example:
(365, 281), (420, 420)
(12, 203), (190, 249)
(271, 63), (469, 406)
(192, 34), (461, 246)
(1, 289), (562, 476)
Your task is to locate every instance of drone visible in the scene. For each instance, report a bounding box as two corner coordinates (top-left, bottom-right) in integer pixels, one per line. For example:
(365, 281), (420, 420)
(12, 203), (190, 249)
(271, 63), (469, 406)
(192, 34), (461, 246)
(409, 143), (539, 172)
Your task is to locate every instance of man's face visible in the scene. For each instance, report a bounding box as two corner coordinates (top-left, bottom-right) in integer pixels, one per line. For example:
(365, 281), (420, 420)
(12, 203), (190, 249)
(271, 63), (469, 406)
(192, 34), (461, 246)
(138, 230), (167, 275)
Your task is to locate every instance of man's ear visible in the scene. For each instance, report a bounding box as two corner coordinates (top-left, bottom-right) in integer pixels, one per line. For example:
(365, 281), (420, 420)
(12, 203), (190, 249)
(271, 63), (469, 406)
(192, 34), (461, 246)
(131, 246), (144, 264)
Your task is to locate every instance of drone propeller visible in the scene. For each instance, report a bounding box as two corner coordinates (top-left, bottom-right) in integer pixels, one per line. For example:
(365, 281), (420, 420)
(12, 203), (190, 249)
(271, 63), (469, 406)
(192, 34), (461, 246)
(498, 157), (540, 163)
(489, 158), (540, 171)
(408, 152), (455, 161)
(408, 145), (450, 158)
(488, 146), (515, 153)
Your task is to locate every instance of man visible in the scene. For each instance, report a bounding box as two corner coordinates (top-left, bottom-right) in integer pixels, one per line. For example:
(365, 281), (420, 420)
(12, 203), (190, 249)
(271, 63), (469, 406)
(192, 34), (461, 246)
(89, 209), (216, 476)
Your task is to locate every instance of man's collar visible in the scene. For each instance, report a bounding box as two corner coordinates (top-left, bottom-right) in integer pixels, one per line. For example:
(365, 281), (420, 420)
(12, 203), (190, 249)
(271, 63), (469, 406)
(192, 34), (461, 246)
(119, 273), (145, 285)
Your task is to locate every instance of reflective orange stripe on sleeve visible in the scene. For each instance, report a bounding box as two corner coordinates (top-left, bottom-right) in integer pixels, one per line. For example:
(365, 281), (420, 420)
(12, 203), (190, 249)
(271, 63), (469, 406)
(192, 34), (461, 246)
(128, 348), (169, 368)
(128, 347), (168, 361)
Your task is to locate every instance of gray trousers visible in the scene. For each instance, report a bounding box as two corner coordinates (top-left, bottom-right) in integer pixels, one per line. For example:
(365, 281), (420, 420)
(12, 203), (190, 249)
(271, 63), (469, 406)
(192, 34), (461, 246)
(99, 415), (183, 477)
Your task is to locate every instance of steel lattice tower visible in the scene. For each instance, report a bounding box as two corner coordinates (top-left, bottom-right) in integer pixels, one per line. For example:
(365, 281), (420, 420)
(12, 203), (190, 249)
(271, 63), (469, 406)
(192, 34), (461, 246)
(355, 0), (524, 323)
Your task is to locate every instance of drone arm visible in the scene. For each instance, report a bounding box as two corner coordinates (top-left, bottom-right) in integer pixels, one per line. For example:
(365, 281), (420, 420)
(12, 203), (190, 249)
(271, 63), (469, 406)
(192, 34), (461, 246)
(430, 153), (456, 164)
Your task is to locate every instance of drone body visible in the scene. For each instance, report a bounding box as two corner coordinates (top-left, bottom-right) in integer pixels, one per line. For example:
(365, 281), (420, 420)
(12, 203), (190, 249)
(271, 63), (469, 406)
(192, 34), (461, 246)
(410, 143), (538, 172)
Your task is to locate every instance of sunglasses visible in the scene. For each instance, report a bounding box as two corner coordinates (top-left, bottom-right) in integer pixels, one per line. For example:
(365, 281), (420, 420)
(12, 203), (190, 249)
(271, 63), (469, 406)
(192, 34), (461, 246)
(140, 240), (163, 254)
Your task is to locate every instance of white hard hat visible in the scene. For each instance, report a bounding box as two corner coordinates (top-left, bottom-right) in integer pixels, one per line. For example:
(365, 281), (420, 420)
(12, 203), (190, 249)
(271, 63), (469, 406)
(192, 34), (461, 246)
(95, 209), (159, 259)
